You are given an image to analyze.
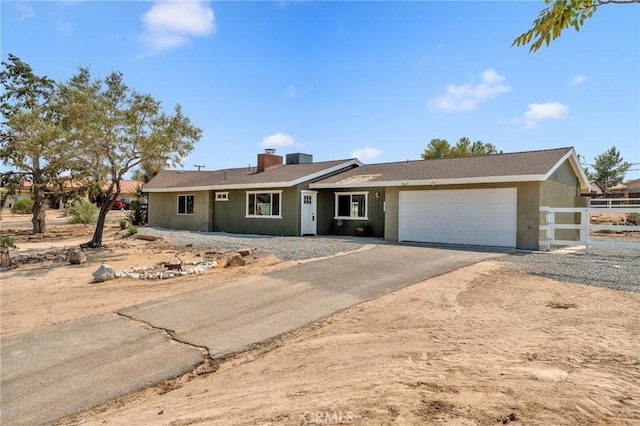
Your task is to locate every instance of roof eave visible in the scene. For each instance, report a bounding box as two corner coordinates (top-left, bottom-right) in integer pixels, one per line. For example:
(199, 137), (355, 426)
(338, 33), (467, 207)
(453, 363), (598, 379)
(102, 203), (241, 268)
(543, 148), (590, 193)
(310, 174), (549, 189)
(144, 159), (362, 193)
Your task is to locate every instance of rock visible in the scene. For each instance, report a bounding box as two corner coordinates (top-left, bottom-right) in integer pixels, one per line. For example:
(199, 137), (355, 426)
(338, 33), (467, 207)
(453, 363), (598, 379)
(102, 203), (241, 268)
(92, 263), (115, 282)
(135, 234), (162, 241)
(226, 253), (246, 267)
(237, 248), (252, 257)
(69, 249), (87, 265)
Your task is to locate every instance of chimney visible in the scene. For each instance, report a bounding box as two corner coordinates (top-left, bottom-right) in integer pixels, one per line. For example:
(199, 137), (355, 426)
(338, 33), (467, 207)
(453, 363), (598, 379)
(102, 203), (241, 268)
(257, 148), (283, 173)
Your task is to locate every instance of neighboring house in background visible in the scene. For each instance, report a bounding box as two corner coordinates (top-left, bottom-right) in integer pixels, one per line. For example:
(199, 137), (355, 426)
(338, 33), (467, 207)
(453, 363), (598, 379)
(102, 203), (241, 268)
(144, 147), (589, 251)
(99, 180), (144, 207)
(2, 178), (88, 210)
(588, 181), (608, 198)
(1, 178), (143, 210)
(143, 151), (361, 236)
(626, 179), (640, 201)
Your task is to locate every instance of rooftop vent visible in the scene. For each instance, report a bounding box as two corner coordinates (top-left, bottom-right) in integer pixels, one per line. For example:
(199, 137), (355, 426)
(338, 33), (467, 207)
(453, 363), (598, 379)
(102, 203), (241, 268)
(286, 153), (313, 165)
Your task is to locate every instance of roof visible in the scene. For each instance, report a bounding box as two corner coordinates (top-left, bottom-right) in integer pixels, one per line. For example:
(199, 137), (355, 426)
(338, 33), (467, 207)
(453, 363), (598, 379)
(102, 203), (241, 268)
(104, 180), (143, 194)
(310, 147), (590, 192)
(609, 183), (628, 192)
(144, 159), (360, 192)
(625, 178), (640, 191)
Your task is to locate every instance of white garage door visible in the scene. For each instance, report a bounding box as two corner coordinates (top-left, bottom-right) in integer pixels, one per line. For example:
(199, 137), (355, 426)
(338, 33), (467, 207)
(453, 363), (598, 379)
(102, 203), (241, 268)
(398, 188), (517, 247)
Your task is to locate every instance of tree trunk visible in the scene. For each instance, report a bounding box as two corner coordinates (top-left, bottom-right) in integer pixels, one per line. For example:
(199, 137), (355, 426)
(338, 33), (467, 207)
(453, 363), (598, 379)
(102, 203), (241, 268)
(31, 186), (47, 234)
(86, 204), (110, 247)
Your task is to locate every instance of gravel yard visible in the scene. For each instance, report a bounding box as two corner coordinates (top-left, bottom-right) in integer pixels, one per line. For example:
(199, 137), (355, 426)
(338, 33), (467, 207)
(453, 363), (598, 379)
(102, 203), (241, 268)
(140, 227), (639, 292)
(138, 227), (365, 260)
(500, 241), (640, 293)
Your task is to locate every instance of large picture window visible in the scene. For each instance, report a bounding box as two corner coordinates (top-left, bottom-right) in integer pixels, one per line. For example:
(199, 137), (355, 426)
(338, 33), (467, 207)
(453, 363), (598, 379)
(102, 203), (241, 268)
(177, 194), (194, 215)
(335, 192), (368, 220)
(246, 191), (282, 218)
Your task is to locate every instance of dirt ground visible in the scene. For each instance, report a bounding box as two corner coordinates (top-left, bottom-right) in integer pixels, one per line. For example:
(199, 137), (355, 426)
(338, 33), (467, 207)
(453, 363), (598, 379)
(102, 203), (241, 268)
(2, 211), (639, 425)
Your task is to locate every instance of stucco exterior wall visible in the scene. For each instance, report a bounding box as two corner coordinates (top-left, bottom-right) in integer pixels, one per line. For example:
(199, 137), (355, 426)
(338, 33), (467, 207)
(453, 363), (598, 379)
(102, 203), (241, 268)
(539, 160), (587, 243)
(383, 182), (542, 250)
(316, 187), (385, 237)
(148, 191), (212, 232)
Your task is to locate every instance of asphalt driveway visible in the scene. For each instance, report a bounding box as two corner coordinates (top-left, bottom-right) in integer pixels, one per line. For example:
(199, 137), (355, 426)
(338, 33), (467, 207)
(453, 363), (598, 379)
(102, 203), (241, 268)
(1, 243), (509, 425)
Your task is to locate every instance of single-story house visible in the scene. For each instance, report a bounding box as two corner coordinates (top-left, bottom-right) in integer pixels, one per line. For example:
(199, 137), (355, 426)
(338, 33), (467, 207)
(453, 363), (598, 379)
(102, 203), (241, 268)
(144, 147), (590, 250)
(144, 151), (361, 236)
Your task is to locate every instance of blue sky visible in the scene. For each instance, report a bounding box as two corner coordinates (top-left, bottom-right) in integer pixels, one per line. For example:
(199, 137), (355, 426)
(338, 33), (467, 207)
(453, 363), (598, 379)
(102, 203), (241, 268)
(2, 1), (639, 179)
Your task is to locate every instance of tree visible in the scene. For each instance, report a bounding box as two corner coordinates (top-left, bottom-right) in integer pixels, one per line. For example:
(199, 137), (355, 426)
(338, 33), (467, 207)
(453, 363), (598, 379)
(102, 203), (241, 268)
(422, 137), (501, 159)
(590, 146), (631, 186)
(421, 138), (452, 159)
(0, 54), (70, 234)
(513, 0), (639, 53)
(59, 67), (202, 247)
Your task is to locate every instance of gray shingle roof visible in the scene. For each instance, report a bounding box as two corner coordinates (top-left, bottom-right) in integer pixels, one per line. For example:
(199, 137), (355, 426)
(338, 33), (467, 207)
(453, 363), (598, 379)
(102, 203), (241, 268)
(312, 147), (576, 187)
(144, 159), (358, 191)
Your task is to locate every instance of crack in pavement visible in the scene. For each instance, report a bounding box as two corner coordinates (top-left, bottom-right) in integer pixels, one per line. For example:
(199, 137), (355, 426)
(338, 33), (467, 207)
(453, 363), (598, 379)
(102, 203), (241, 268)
(115, 311), (218, 376)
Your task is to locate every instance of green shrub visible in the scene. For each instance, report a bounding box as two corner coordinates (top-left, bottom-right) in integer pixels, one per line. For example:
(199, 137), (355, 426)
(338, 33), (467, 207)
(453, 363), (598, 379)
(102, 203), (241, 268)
(1, 234), (16, 251)
(128, 226), (138, 235)
(125, 200), (148, 226)
(10, 198), (34, 214)
(67, 198), (98, 224)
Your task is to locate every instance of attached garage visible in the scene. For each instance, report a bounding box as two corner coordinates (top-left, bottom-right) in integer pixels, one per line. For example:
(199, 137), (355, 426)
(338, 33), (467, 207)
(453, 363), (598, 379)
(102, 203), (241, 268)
(398, 188), (517, 247)
(310, 147), (591, 250)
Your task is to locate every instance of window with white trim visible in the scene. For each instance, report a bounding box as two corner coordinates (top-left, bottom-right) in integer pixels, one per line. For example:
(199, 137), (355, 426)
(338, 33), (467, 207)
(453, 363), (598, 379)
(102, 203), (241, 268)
(215, 192), (229, 201)
(335, 192), (368, 220)
(177, 194), (195, 215)
(246, 191), (282, 218)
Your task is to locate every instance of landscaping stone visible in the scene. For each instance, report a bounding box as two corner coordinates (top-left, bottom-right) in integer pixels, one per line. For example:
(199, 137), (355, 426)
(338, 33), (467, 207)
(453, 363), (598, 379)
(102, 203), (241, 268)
(69, 249), (87, 264)
(92, 263), (116, 282)
(237, 248), (252, 257)
(226, 253), (246, 267)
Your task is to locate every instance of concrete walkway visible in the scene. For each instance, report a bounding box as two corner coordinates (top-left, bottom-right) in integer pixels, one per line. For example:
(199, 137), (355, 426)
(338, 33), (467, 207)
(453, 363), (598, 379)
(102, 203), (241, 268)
(1, 243), (509, 425)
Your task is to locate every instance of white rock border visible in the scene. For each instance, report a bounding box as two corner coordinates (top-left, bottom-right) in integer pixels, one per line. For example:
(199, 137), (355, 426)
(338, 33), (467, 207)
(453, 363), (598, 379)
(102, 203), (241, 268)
(115, 260), (216, 280)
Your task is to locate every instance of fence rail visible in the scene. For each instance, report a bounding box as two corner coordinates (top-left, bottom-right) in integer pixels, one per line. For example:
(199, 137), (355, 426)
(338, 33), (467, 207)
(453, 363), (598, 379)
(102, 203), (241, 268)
(539, 201), (640, 253)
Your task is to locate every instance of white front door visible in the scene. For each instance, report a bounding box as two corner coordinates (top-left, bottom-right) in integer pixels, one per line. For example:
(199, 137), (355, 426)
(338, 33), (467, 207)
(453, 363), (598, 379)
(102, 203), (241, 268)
(301, 190), (317, 235)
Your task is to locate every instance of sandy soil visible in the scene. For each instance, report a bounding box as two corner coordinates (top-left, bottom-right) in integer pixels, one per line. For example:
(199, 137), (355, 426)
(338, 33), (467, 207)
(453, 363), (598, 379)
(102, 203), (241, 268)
(2, 211), (640, 425)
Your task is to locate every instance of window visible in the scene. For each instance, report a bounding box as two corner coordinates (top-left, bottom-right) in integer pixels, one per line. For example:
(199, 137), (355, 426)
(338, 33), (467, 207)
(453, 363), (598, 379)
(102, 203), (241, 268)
(246, 191), (282, 218)
(215, 192), (229, 201)
(177, 194), (194, 215)
(335, 192), (368, 220)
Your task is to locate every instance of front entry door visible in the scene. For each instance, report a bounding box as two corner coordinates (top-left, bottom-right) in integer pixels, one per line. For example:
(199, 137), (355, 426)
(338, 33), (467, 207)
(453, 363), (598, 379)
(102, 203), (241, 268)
(301, 190), (317, 235)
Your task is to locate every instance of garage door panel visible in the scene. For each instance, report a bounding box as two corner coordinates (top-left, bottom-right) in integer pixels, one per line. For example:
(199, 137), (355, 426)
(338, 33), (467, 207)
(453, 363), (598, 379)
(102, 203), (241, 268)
(398, 188), (517, 247)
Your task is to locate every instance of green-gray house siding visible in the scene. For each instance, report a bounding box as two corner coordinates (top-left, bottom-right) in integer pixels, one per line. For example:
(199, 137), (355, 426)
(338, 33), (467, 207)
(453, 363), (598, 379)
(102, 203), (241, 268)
(211, 186), (302, 236)
(316, 186), (386, 238)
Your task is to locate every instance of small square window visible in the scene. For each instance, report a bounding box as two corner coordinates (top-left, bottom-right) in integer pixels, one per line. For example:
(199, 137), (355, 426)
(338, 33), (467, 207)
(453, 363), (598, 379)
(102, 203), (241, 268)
(215, 192), (229, 201)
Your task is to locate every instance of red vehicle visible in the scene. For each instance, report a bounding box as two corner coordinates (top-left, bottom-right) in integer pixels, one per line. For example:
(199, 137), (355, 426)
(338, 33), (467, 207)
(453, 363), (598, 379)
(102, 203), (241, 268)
(112, 200), (126, 210)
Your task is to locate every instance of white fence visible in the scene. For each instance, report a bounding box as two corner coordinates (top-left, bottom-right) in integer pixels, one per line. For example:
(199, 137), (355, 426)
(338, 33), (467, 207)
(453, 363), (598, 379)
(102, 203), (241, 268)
(539, 199), (640, 253)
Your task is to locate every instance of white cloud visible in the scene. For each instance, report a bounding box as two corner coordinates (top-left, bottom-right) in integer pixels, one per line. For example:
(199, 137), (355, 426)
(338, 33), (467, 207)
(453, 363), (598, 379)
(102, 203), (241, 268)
(569, 75), (589, 86)
(261, 132), (295, 148)
(351, 147), (382, 162)
(524, 102), (569, 129)
(15, 3), (35, 19)
(428, 68), (511, 111)
(141, 1), (215, 53)
(285, 84), (298, 99)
